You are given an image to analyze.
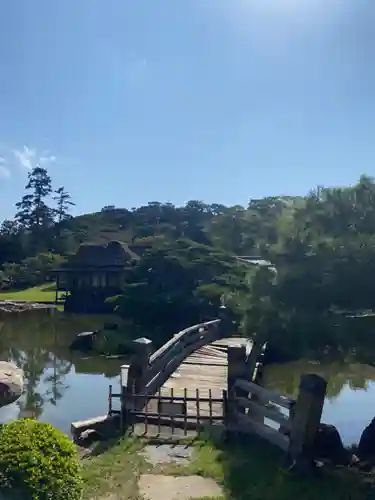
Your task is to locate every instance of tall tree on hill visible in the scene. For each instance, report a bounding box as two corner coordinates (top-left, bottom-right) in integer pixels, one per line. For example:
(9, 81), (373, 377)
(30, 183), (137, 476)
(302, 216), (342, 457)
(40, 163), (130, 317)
(53, 186), (75, 223)
(15, 166), (53, 230)
(52, 186), (75, 254)
(15, 166), (54, 253)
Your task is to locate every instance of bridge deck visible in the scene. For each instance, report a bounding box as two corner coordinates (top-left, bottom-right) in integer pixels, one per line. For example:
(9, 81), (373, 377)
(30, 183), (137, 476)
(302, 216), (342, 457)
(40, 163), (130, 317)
(158, 336), (249, 419)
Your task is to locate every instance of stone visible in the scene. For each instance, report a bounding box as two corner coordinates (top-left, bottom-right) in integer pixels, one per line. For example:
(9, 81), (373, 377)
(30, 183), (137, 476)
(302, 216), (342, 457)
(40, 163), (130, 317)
(138, 474), (224, 500)
(140, 445), (193, 466)
(78, 428), (101, 445)
(0, 362), (23, 408)
(313, 423), (352, 465)
(69, 331), (97, 352)
(0, 301), (55, 316)
(358, 417), (375, 461)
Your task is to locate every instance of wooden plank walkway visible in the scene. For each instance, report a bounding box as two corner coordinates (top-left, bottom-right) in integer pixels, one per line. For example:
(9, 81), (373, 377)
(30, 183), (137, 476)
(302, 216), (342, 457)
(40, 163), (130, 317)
(157, 337), (250, 419)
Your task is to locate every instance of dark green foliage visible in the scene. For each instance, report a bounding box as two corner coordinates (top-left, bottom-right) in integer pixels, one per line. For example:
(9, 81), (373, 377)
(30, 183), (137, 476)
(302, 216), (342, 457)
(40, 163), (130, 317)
(3, 165), (375, 359)
(0, 419), (83, 499)
(15, 167), (54, 232)
(242, 175), (375, 359)
(53, 186), (75, 223)
(115, 238), (248, 345)
(1, 253), (66, 289)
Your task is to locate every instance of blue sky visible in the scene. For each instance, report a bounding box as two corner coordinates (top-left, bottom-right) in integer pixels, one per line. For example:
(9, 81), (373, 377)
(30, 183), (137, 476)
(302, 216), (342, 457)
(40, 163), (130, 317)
(0, 0), (374, 219)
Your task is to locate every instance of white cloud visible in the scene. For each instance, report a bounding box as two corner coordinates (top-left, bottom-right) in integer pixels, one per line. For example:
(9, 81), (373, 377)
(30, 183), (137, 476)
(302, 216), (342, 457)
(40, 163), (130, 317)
(13, 146), (36, 170)
(0, 145), (58, 178)
(12, 146), (57, 171)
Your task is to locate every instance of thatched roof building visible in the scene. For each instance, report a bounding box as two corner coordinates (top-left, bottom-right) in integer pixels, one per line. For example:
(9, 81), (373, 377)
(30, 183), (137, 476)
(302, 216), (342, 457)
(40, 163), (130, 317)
(71, 240), (140, 268)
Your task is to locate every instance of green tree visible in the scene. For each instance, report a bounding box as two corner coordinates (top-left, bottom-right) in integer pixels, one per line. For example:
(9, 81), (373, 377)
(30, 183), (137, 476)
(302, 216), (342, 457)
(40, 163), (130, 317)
(15, 166), (53, 230)
(53, 186), (75, 223)
(15, 166), (54, 254)
(115, 238), (247, 344)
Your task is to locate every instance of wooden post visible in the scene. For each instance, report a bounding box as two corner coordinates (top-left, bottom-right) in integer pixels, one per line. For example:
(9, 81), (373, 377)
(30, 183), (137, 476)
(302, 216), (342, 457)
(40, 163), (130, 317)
(226, 344), (247, 425)
(288, 373), (327, 470)
(219, 305), (233, 338)
(119, 337), (152, 431)
(55, 273), (59, 304)
(127, 337), (153, 394)
(247, 340), (265, 381)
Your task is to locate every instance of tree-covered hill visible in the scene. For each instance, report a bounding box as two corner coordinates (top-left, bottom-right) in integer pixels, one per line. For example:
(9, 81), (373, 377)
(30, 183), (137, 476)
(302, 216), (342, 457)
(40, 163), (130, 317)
(3, 166), (375, 360)
(0, 165), (307, 268)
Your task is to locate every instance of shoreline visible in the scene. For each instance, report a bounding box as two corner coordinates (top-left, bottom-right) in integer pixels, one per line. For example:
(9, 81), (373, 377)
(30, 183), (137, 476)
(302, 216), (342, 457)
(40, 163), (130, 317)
(0, 300), (57, 316)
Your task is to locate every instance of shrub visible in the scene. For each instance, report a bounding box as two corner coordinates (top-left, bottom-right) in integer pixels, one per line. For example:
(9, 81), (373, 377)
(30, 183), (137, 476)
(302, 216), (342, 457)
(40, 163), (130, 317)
(0, 419), (83, 500)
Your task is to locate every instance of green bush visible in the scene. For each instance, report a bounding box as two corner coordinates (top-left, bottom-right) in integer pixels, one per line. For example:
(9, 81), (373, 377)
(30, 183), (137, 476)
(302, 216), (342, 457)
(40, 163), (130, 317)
(0, 419), (83, 500)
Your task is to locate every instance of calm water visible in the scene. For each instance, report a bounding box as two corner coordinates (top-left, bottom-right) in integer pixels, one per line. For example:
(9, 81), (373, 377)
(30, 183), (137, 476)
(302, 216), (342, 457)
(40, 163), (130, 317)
(264, 360), (375, 446)
(2, 314), (375, 445)
(0, 313), (125, 436)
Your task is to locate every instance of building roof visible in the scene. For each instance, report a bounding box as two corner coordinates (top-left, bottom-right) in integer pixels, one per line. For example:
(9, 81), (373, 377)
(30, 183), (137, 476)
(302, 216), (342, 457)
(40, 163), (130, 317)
(68, 240), (141, 268)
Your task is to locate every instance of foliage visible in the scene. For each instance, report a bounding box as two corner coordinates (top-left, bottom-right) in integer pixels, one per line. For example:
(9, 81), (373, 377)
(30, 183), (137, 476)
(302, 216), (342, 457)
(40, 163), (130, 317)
(2, 253), (66, 289)
(185, 434), (367, 500)
(242, 175), (375, 359)
(81, 434), (368, 500)
(114, 238), (248, 345)
(2, 165), (375, 359)
(0, 419), (83, 500)
(15, 166), (53, 230)
(53, 186), (75, 223)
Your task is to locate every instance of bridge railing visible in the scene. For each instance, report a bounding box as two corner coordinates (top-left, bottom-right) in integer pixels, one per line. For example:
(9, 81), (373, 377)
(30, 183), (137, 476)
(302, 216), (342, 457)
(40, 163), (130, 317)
(228, 378), (295, 452)
(226, 343), (328, 464)
(120, 317), (229, 406)
(144, 319), (222, 394)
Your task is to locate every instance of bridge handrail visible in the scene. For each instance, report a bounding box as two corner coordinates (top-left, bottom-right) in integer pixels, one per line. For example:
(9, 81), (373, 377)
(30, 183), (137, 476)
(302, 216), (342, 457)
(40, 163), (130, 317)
(143, 319), (222, 394)
(149, 319), (221, 365)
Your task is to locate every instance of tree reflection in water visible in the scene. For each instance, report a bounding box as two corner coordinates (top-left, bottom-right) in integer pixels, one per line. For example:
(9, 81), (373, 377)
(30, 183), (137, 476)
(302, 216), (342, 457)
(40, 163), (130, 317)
(264, 359), (375, 401)
(264, 358), (375, 446)
(0, 313), (125, 424)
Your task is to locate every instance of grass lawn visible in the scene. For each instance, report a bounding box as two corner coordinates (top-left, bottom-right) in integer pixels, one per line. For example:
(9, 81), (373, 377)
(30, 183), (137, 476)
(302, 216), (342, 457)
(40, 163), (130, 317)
(82, 433), (370, 500)
(0, 283), (57, 302)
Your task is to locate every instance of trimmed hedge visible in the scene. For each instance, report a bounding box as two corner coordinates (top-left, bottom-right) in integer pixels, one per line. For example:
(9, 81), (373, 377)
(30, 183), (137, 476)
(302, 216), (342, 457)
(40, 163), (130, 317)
(0, 419), (82, 499)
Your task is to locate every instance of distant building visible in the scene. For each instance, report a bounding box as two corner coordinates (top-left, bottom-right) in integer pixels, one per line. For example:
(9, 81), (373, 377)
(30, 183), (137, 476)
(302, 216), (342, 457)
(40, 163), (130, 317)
(54, 240), (150, 313)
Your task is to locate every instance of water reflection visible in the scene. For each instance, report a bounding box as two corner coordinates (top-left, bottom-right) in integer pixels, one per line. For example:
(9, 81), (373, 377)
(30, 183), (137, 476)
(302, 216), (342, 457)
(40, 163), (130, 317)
(264, 360), (375, 446)
(0, 314), (126, 434)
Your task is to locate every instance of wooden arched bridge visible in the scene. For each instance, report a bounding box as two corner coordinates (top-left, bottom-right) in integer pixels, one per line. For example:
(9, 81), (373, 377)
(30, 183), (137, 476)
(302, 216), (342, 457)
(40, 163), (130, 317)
(72, 314), (328, 465)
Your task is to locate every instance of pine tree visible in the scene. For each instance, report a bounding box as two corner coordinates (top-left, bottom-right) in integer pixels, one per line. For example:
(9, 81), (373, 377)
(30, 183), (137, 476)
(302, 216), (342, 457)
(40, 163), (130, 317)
(53, 186), (75, 223)
(52, 187), (75, 254)
(15, 166), (53, 230)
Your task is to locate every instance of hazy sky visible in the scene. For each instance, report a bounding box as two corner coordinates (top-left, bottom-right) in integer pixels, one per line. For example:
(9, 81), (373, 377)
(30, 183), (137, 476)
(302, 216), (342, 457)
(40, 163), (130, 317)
(0, 1), (374, 218)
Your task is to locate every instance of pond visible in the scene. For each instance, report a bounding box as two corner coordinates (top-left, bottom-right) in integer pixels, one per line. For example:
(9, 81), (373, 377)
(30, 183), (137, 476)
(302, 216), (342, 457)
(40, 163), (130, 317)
(264, 359), (375, 447)
(0, 313), (126, 436)
(2, 313), (375, 446)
